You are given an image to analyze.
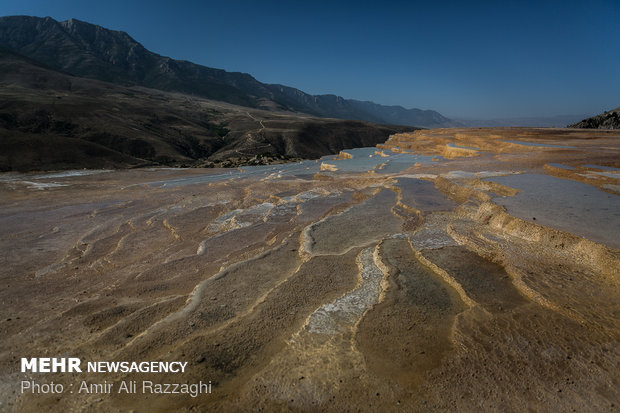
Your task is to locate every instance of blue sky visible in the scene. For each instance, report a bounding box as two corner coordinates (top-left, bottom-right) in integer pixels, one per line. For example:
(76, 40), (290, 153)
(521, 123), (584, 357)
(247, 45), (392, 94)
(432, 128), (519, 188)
(1, 0), (619, 119)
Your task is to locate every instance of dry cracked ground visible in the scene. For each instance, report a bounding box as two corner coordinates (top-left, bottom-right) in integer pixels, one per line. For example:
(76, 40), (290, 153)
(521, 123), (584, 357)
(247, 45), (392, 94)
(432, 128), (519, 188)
(1, 128), (619, 412)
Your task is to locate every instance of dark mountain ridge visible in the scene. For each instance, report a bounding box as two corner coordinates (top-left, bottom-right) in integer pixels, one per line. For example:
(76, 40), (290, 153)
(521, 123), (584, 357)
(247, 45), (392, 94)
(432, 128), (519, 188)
(0, 46), (412, 171)
(569, 108), (620, 130)
(0, 15), (452, 128)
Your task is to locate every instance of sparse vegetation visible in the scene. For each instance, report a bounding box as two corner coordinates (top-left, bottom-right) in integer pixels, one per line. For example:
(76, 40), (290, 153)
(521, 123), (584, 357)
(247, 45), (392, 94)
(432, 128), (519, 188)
(208, 122), (229, 137)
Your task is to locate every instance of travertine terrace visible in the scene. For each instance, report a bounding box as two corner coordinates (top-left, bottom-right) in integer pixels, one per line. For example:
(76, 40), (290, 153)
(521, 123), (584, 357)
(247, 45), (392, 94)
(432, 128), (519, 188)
(1, 128), (619, 412)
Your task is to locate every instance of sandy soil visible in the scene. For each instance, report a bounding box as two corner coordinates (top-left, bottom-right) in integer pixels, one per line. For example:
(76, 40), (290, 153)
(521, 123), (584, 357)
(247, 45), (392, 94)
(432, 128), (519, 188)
(1, 128), (618, 412)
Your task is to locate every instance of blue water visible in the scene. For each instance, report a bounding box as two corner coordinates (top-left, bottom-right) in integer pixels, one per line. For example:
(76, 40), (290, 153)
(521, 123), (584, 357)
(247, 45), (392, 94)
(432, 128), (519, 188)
(486, 174), (620, 248)
(582, 164), (620, 171)
(447, 143), (479, 150)
(146, 147), (438, 187)
(547, 163), (575, 170)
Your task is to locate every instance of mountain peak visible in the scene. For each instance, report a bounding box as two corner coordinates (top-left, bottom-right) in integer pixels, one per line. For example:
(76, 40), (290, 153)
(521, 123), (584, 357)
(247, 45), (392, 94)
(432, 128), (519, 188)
(60, 17), (89, 31)
(0, 15), (453, 128)
(59, 17), (140, 48)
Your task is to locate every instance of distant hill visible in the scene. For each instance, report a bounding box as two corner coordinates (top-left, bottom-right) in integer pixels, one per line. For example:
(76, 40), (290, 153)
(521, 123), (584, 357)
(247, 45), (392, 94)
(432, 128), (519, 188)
(0, 15), (452, 128)
(456, 114), (589, 128)
(0, 46), (412, 171)
(569, 108), (620, 129)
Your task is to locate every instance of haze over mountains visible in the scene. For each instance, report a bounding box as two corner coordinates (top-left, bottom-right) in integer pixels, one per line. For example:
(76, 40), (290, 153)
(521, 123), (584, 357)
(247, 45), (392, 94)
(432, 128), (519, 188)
(457, 114), (590, 128)
(0, 16), (453, 128)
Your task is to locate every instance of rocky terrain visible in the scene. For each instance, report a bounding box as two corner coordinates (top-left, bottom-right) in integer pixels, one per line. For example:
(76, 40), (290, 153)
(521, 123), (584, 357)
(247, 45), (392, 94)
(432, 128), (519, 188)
(1, 127), (618, 412)
(569, 107), (620, 129)
(0, 47), (412, 171)
(0, 16), (454, 128)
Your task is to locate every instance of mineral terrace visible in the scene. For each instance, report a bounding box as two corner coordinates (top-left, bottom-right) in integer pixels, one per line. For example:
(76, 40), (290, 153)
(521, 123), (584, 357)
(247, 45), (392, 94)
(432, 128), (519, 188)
(1, 127), (619, 412)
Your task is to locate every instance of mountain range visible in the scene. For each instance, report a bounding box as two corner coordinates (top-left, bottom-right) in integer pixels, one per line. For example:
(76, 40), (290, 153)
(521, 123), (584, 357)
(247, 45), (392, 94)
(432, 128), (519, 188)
(0, 15), (453, 129)
(0, 44), (412, 171)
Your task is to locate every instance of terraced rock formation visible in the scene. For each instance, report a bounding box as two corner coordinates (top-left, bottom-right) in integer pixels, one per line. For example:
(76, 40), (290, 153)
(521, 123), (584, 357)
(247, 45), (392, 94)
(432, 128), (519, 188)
(1, 127), (619, 412)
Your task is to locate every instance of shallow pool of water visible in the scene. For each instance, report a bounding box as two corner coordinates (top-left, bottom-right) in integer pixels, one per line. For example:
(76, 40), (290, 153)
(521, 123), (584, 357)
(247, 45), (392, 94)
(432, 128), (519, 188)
(394, 178), (456, 212)
(486, 174), (620, 248)
(326, 147), (436, 174)
(447, 143), (479, 150)
(582, 164), (620, 172)
(144, 148), (435, 187)
(547, 163), (575, 170)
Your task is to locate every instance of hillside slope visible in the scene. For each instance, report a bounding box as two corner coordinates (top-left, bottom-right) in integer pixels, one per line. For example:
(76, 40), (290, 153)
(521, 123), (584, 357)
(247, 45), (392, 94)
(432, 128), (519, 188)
(0, 15), (451, 128)
(0, 47), (412, 171)
(569, 107), (620, 129)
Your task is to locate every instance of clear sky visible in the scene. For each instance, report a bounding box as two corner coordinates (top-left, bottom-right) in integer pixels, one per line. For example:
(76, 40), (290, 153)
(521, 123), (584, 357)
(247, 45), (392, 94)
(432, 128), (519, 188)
(1, 0), (619, 119)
